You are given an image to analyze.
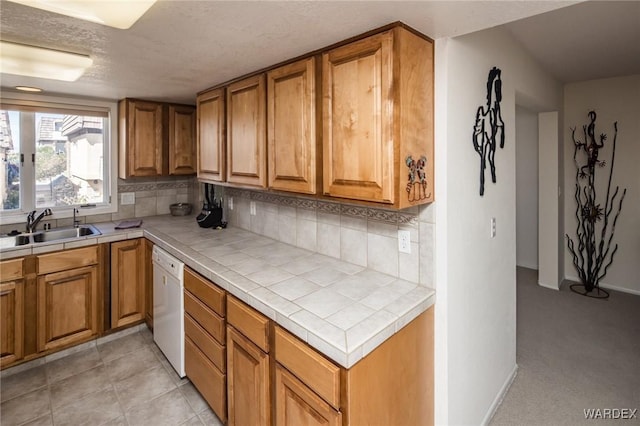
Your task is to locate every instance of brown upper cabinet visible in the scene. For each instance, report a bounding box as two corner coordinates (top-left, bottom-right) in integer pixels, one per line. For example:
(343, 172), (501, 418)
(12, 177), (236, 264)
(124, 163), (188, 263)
(195, 22), (434, 208)
(267, 57), (318, 194)
(119, 98), (196, 178)
(168, 104), (197, 175)
(322, 26), (434, 208)
(197, 88), (226, 182)
(226, 75), (267, 188)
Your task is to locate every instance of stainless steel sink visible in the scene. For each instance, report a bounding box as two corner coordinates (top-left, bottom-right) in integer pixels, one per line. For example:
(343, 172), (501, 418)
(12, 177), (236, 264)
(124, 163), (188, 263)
(0, 234), (31, 249)
(32, 225), (102, 243)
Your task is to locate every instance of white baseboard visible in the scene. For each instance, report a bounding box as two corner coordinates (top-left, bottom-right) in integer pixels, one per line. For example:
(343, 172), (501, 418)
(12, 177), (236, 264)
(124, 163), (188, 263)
(565, 275), (640, 296)
(482, 364), (519, 426)
(538, 280), (560, 290)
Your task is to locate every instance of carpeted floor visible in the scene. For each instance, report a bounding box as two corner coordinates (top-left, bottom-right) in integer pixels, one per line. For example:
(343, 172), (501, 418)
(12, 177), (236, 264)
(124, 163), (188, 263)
(490, 267), (640, 425)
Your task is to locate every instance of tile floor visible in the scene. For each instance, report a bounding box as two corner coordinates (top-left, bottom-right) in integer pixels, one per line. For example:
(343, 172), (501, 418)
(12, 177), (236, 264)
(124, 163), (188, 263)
(0, 326), (223, 426)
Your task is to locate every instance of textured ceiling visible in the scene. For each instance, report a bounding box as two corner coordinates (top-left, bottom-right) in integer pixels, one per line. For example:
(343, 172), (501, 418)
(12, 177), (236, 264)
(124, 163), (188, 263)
(505, 1), (640, 83)
(3, 0), (626, 105)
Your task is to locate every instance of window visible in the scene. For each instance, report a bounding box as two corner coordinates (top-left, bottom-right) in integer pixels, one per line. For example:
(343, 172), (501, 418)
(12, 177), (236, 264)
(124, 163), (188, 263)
(0, 94), (118, 223)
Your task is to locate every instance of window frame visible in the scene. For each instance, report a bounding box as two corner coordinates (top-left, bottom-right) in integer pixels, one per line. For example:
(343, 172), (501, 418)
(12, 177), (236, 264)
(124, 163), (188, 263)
(0, 92), (118, 225)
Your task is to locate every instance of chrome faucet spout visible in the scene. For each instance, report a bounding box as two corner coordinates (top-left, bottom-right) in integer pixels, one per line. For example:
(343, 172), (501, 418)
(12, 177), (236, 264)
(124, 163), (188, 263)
(26, 208), (52, 233)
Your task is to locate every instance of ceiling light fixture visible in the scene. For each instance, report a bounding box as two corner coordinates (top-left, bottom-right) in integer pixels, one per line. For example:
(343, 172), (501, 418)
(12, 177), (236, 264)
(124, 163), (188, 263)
(15, 86), (43, 92)
(7, 0), (157, 30)
(0, 40), (93, 82)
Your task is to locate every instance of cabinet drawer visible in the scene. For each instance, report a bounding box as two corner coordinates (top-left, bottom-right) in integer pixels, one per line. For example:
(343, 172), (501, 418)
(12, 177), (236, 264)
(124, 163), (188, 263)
(37, 246), (98, 275)
(227, 296), (269, 352)
(185, 336), (227, 422)
(184, 268), (225, 317)
(0, 258), (24, 281)
(275, 326), (341, 409)
(184, 290), (225, 343)
(185, 313), (225, 372)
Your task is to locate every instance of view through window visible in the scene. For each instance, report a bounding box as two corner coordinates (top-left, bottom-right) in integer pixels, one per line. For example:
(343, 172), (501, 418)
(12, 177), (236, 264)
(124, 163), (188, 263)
(1, 106), (109, 213)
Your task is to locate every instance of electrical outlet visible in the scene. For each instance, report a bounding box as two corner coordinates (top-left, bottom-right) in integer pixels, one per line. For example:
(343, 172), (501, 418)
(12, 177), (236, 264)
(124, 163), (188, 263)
(398, 230), (411, 254)
(228, 197), (234, 210)
(120, 192), (135, 205)
(250, 201), (256, 216)
(491, 217), (496, 238)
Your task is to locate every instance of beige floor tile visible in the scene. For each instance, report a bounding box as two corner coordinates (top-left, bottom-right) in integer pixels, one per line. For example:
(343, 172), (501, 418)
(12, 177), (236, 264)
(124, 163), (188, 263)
(52, 388), (123, 426)
(97, 333), (147, 363)
(198, 407), (224, 426)
(179, 382), (209, 414)
(49, 365), (111, 410)
(21, 413), (53, 426)
(105, 345), (157, 383)
(180, 415), (204, 425)
(46, 346), (103, 384)
(0, 365), (47, 403)
(0, 387), (50, 426)
(125, 388), (195, 426)
(114, 366), (177, 411)
(101, 415), (128, 426)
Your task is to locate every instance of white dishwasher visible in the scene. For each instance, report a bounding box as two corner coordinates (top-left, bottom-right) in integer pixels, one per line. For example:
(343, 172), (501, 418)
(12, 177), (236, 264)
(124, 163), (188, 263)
(152, 245), (185, 377)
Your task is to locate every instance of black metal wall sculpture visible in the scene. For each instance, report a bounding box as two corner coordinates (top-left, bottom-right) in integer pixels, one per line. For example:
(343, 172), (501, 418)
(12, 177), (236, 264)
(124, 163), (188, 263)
(566, 111), (626, 299)
(473, 67), (505, 196)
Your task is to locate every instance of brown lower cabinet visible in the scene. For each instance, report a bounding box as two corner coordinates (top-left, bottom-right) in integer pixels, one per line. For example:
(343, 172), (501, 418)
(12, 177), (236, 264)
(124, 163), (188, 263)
(184, 267), (227, 422)
(111, 239), (145, 329)
(0, 258), (25, 368)
(226, 324), (271, 426)
(185, 290), (434, 426)
(275, 364), (341, 426)
(36, 246), (100, 352)
(1, 239), (153, 371)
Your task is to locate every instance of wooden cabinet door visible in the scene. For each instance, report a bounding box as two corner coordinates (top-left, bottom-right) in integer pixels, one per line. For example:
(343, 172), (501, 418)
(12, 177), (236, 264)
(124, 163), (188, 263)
(37, 265), (98, 352)
(227, 325), (270, 426)
(111, 239), (145, 329)
(0, 278), (24, 367)
(267, 57), (318, 194)
(197, 88), (226, 182)
(226, 75), (267, 188)
(275, 365), (341, 426)
(169, 104), (196, 175)
(119, 99), (164, 177)
(322, 31), (394, 203)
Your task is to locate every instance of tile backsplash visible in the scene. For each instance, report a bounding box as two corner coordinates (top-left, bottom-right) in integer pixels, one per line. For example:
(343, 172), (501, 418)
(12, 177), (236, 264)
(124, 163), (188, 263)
(116, 177), (197, 219)
(222, 186), (435, 287)
(0, 177), (197, 234)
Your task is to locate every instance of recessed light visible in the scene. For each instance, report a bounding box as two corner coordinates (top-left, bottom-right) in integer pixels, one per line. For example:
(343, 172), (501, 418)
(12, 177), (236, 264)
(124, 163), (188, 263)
(15, 86), (43, 92)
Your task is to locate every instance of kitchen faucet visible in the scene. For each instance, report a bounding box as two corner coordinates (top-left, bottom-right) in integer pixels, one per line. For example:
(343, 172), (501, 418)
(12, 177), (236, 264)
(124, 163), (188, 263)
(26, 208), (52, 233)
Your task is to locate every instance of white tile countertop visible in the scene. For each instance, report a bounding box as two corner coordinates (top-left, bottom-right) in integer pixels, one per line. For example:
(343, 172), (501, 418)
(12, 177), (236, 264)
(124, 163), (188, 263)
(1, 215), (435, 368)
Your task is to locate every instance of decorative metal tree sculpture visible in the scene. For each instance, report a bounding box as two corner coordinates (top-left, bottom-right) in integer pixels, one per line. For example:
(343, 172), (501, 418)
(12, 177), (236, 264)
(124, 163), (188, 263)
(566, 111), (626, 299)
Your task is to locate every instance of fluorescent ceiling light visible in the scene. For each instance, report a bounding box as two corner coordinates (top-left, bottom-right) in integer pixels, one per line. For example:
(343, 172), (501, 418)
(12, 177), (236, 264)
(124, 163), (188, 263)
(0, 41), (93, 82)
(7, 0), (157, 30)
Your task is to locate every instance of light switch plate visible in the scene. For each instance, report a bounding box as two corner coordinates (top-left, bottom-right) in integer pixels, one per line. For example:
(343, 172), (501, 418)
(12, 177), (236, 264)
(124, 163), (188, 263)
(398, 230), (411, 254)
(120, 192), (135, 205)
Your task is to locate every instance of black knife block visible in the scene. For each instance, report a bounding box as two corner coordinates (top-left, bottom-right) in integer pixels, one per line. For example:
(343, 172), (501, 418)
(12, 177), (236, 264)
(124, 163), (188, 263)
(196, 207), (223, 228)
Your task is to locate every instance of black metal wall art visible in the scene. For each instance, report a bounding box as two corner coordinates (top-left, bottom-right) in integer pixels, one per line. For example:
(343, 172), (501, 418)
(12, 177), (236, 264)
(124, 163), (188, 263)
(472, 67), (505, 196)
(566, 111), (626, 299)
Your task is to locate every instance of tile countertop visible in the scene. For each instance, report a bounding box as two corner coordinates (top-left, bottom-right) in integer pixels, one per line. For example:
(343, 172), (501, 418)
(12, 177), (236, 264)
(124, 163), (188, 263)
(0, 215), (435, 369)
